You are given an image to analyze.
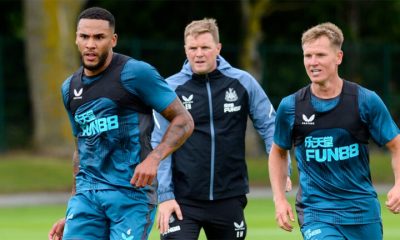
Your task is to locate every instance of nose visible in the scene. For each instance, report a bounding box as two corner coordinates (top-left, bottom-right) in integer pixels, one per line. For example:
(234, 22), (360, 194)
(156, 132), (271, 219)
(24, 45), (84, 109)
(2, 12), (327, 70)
(305, 55), (317, 67)
(309, 55), (319, 65)
(86, 37), (96, 49)
(194, 48), (203, 57)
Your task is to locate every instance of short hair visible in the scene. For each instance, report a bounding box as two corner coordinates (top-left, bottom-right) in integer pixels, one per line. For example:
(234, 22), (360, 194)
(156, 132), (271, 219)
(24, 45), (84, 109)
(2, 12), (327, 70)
(301, 22), (344, 49)
(77, 7), (115, 30)
(184, 18), (220, 44)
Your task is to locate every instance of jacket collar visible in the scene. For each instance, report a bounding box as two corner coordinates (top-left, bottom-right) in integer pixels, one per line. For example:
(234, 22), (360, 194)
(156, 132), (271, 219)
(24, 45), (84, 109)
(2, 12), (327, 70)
(192, 69), (223, 82)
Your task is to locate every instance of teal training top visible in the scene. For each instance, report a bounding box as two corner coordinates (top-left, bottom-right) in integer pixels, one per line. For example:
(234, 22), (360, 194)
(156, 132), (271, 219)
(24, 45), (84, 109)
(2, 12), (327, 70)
(274, 81), (399, 226)
(61, 53), (176, 204)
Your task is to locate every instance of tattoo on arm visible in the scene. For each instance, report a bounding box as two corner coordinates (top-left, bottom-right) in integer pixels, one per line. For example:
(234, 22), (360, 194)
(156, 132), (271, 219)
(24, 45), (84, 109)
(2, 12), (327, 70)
(155, 98), (194, 161)
(72, 140), (79, 195)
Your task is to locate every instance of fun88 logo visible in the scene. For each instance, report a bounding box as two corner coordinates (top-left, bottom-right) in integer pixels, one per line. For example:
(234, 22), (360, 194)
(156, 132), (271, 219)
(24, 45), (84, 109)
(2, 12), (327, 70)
(75, 110), (119, 136)
(304, 136), (359, 162)
(75, 110), (96, 125)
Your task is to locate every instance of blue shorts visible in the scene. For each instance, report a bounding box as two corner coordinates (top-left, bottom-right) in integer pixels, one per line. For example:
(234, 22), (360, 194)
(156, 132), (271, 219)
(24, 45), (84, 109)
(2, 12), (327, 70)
(63, 189), (156, 240)
(300, 221), (382, 240)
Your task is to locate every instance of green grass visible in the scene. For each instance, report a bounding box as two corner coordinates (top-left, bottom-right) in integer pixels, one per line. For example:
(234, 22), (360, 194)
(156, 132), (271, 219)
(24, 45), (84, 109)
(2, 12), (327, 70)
(0, 150), (394, 194)
(0, 151), (394, 194)
(0, 150), (396, 239)
(1, 196), (399, 240)
(0, 153), (72, 193)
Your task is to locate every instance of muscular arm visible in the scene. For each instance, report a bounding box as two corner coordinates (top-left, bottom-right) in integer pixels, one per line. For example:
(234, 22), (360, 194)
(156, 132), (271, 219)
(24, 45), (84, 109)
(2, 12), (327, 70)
(151, 98), (194, 162)
(72, 140), (79, 195)
(131, 98), (194, 187)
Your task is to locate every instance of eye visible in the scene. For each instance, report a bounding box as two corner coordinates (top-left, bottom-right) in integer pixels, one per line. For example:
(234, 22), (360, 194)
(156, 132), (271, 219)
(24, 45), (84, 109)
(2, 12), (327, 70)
(79, 34), (89, 40)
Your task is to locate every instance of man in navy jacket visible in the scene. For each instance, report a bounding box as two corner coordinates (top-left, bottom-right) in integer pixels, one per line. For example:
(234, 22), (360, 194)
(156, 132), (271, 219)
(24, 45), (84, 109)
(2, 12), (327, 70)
(152, 18), (290, 240)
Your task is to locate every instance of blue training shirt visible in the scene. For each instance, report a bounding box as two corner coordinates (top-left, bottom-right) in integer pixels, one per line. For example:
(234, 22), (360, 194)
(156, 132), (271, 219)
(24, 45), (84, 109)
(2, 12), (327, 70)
(274, 82), (399, 226)
(61, 56), (176, 204)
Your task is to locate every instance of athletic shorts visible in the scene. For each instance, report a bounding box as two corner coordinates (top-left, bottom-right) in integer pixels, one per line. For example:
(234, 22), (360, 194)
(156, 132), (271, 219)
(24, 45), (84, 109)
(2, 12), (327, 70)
(161, 195), (247, 240)
(300, 221), (383, 240)
(62, 189), (156, 240)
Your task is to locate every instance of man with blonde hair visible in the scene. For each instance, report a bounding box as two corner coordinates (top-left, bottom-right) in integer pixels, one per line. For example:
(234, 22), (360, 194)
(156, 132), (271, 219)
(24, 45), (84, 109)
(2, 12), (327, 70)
(269, 22), (400, 239)
(152, 18), (291, 239)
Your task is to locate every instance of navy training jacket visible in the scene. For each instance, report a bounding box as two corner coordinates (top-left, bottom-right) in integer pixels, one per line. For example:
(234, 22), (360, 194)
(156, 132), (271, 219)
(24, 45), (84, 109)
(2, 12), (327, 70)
(152, 56), (276, 202)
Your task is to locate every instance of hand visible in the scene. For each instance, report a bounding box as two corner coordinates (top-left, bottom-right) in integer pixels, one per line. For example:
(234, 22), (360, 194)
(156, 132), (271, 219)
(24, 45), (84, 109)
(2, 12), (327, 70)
(385, 184), (400, 214)
(274, 198), (295, 232)
(48, 218), (66, 240)
(130, 157), (159, 187)
(285, 177), (292, 192)
(157, 199), (183, 234)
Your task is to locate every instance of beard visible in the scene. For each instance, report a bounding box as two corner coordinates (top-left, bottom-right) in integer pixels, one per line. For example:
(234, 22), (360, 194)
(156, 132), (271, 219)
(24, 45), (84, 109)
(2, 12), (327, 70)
(82, 51), (109, 72)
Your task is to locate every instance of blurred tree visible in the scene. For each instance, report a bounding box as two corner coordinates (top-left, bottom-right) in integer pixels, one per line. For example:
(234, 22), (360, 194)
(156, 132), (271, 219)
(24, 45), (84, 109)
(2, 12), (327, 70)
(240, 0), (271, 157)
(239, 0), (301, 157)
(1, 0), (399, 153)
(23, 0), (86, 155)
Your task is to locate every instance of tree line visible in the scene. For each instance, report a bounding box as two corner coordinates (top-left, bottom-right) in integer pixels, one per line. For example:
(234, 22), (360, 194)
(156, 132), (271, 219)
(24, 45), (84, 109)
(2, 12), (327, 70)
(1, 0), (399, 154)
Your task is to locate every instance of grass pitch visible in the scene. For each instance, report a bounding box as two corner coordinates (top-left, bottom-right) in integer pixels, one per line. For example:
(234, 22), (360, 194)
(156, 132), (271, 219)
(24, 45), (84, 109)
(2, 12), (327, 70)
(0, 150), (396, 239)
(0, 196), (399, 240)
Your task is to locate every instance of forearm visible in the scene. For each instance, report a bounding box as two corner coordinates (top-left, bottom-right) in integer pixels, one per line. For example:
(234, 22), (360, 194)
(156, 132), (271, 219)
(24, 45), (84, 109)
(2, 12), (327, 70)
(71, 140), (79, 195)
(389, 136), (400, 186)
(269, 143), (289, 202)
(151, 98), (194, 163)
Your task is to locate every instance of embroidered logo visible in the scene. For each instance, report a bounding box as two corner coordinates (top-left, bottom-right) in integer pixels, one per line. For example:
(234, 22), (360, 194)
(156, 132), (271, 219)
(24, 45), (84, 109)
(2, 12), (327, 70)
(169, 215), (175, 224)
(162, 225), (181, 236)
(302, 114), (315, 125)
(66, 213), (74, 220)
(234, 221), (245, 238)
(225, 88), (238, 102)
(121, 229), (134, 240)
(304, 228), (322, 240)
(182, 94), (193, 110)
(224, 88), (241, 113)
(73, 88), (83, 100)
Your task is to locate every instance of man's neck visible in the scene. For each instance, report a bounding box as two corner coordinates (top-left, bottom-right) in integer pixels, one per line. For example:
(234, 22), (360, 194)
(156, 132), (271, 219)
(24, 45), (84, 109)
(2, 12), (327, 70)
(311, 77), (343, 99)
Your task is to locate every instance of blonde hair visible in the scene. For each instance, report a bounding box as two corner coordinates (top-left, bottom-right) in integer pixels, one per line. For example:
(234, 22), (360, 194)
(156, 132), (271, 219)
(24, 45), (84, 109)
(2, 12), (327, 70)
(184, 18), (220, 43)
(301, 22), (344, 49)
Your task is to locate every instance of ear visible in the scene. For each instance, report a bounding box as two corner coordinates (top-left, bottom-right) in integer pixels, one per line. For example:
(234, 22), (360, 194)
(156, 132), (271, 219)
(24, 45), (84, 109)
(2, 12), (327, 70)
(184, 45), (189, 56)
(112, 33), (118, 47)
(216, 43), (222, 54)
(336, 50), (343, 65)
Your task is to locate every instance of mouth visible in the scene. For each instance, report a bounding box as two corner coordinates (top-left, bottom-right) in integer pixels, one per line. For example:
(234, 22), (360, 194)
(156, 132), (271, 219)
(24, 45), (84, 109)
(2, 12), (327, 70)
(310, 68), (321, 76)
(83, 52), (98, 62)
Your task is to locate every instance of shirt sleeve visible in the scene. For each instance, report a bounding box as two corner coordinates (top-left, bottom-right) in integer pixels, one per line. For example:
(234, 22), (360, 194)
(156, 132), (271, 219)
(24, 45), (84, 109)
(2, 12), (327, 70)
(151, 111), (176, 203)
(274, 94), (296, 150)
(246, 75), (276, 154)
(121, 59), (177, 113)
(358, 87), (400, 146)
(240, 71), (292, 174)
